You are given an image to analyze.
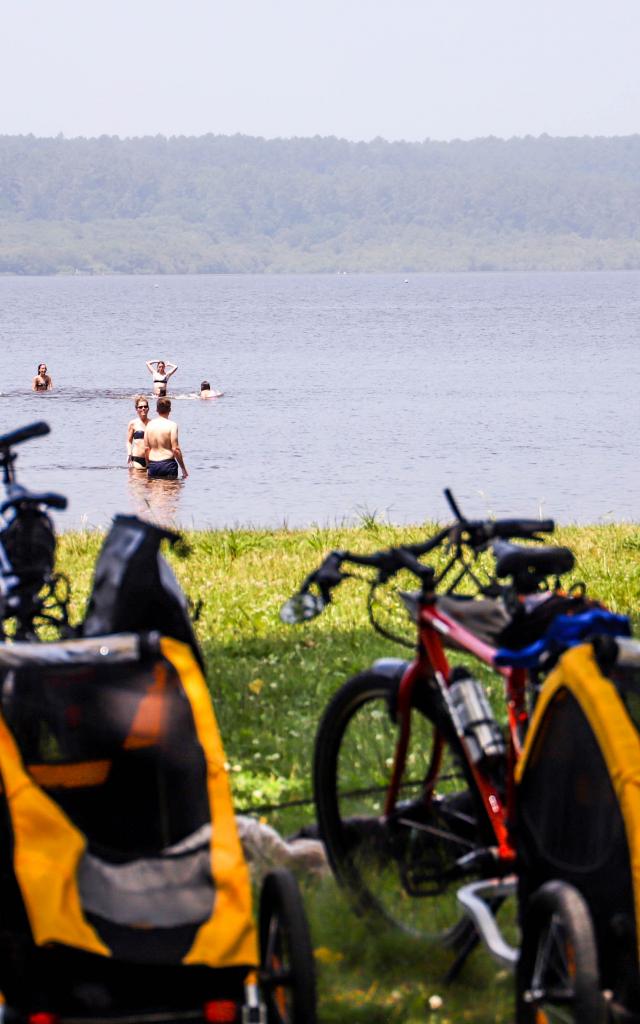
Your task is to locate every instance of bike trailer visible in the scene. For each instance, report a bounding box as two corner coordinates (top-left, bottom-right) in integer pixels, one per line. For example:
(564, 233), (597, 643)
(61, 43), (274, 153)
(0, 633), (258, 1016)
(515, 638), (640, 1018)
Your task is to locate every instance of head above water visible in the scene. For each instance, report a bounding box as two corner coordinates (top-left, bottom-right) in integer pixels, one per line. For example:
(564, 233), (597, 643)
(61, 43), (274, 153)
(134, 395), (149, 413)
(157, 396), (171, 415)
(157, 360), (166, 373)
(200, 381), (210, 391)
(38, 363), (47, 375)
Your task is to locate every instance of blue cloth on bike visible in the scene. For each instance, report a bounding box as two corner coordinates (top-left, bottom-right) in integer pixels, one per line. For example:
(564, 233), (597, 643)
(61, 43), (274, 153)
(494, 608), (631, 668)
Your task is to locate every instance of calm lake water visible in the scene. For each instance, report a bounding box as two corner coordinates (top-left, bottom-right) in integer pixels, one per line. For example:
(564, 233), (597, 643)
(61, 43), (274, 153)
(0, 271), (638, 531)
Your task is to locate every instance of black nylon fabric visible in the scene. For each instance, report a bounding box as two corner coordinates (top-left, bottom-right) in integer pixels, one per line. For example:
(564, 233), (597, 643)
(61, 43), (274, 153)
(82, 515), (203, 670)
(1, 656), (210, 858)
(516, 688), (639, 1006)
(497, 593), (598, 650)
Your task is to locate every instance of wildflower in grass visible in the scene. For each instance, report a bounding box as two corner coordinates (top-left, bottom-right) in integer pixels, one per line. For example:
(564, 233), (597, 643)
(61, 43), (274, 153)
(314, 946), (344, 964)
(248, 678), (265, 695)
(428, 994), (444, 1010)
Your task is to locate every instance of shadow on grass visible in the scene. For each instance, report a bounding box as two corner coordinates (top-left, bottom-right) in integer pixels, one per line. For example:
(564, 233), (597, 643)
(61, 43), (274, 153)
(302, 878), (514, 1024)
(200, 624), (400, 831)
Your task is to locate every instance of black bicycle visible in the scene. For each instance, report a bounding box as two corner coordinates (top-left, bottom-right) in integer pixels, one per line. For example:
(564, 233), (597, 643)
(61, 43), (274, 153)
(0, 421), (70, 640)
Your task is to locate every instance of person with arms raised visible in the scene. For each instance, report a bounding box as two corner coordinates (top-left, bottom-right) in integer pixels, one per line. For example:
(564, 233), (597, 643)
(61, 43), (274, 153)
(146, 358), (178, 396)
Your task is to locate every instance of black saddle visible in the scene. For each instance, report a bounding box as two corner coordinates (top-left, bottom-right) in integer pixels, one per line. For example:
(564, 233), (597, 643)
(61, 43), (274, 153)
(493, 540), (574, 586)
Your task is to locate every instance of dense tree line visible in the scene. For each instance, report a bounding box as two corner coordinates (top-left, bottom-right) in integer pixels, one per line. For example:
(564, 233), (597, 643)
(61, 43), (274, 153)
(1, 133), (640, 273)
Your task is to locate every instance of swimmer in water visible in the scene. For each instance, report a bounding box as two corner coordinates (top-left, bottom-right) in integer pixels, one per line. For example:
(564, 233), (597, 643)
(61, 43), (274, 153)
(127, 395), (151, 471)
(146, 358), (178, 396)
(200, 380), (223, 399)
(32, 363), (53, 391)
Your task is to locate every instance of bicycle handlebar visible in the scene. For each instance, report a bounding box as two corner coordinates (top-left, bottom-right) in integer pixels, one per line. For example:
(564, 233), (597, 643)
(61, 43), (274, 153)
(1, 491), (67, 514)
(283, 490), (559, 624)
(297, 519), (555, 598)
(484, 518), (554, 540)
(448, 517), (555, 547)
(0, 421), (50, 450)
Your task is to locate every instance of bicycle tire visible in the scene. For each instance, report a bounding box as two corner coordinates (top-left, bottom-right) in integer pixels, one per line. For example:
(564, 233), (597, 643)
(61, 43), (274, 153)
(516, 880), (606, 1024)
(313, 669), (487, 942)
(259, 869), (317, 1024)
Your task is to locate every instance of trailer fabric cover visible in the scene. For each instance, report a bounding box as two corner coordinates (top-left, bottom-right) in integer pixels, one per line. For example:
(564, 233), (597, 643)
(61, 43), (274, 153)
(516, 642), (640, 964)
(0, 636), (257, 970)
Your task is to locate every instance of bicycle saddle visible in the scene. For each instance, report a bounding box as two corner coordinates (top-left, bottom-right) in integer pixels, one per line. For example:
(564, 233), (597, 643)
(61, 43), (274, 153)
(493, 540), (574, 581)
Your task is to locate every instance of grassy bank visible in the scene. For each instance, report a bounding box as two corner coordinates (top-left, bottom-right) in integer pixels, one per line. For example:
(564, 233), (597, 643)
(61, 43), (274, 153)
(57, 521), (640, 1024)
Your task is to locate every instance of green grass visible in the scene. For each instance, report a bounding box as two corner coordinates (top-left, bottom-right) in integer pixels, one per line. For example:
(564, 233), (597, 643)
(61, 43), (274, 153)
(54, 521), (640, 1024)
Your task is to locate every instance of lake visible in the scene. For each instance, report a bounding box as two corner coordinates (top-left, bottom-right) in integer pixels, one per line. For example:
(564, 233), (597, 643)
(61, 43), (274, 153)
(0, 271), (638, 530)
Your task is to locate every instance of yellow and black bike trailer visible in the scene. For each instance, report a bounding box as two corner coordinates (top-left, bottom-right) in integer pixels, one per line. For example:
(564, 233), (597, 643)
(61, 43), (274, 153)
(0, 634), (316, 1024)
(514, 637), (640, 1023)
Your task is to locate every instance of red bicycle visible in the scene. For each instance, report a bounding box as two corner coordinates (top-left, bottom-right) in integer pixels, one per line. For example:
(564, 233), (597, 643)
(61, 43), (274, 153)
(281, 492), (622, 952)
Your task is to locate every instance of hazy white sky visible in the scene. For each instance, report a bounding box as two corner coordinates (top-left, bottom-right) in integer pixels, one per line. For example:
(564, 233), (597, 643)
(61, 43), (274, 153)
(1, 0), (639, 141)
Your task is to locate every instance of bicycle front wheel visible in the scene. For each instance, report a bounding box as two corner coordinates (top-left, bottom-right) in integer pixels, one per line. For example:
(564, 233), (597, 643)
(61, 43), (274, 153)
(313, 670), (483, 941)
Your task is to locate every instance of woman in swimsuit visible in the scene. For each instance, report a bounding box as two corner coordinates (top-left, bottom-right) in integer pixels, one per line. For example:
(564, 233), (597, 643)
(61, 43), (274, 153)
(32, 363), (53, 391)
(146, 359), (178, 396)
(127, 395), (150, 471)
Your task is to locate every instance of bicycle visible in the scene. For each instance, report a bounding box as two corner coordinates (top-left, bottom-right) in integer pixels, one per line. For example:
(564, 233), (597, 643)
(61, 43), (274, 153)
(0, 420), (70, 640)
(281, 491), (629, 953)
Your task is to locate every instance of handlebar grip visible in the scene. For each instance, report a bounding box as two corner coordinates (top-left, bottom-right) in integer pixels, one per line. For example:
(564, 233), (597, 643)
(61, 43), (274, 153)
(300, 551), (346, 595)
(0, 421), (50, 449)
(40, 492), (67, 510)
(487, 518), (554, 540)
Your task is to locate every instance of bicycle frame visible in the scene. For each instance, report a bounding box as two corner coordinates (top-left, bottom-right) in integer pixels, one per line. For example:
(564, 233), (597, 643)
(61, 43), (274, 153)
(386, 596), (528, 865)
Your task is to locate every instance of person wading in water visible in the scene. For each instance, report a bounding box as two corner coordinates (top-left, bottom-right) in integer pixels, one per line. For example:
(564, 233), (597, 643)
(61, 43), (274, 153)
(32, 363), (53, 391)
(126, 396), (150, 472)
(144, 397), (188, 480)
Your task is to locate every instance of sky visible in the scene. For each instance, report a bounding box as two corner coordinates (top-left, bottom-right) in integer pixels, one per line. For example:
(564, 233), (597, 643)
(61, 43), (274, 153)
(1, 0), (639, 142)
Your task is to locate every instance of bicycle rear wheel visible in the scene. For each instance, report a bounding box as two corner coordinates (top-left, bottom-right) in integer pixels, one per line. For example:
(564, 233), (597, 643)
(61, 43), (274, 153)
(313, 670), (484, 941)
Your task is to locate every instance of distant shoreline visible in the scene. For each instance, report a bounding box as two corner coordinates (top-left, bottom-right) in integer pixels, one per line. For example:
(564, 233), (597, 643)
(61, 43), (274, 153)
(3, 133), (640, 275)
(3, 265), (640, 279)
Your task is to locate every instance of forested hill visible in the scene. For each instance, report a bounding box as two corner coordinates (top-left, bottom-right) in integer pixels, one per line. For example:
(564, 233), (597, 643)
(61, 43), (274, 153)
(2, 133), (640, 274)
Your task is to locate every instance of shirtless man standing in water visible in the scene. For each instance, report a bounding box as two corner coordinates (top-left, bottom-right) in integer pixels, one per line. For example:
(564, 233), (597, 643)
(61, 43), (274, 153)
(144, 397), (188, 480)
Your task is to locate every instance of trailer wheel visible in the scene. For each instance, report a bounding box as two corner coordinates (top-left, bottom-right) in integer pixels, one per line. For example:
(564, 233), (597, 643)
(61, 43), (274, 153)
(516, 880), (606, 1023)
(259, 870), (316, 1024)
